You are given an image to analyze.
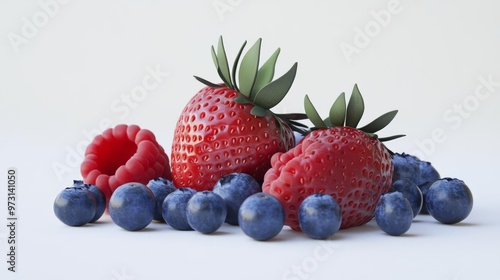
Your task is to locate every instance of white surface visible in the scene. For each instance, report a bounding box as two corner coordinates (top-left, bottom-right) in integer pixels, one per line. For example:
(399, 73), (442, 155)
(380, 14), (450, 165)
(1, 0), (500, 279)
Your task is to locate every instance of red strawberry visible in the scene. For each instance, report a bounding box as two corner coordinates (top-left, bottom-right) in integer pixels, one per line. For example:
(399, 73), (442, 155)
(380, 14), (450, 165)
(263, 85), (404, 230)
(171, 37), (306, 191)
(81, 124), (172, 201)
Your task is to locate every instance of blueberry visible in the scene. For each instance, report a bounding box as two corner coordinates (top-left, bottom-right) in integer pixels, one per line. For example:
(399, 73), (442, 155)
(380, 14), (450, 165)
(416, 160), (440, 186)
(298, 194), (341, 239)
(238, 193), (285, 241)
(213, 173), (261, 225)
(390, 179), (423, 218)
(186, 191), (227, 234)
(375, 192), (413, 236)
(54, 186), (96, 226)
(392, 153), (421, 183)
(417, 161), (440, 214)
(147, 177), (177, 222)
(425, 178), (473, 224)
(73, 180), (106, 223)
(109, 182), (155, 231)
(162, 188), (197, 230)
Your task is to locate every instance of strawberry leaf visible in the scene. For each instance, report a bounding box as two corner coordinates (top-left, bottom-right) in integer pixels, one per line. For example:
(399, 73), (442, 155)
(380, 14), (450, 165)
(286, 119), (308, 128)
(194, 76), (222, 88)
(217, 68), (233, 87)
(346, 84), (364, 128)
(329, 92), (346, 127)
(275, 113), (308, 120)
(250, 105), (267, 117)
(251, 48), (280, 97)
(323, 117), (332, 127)
(238, 38), (262, 98)
(231, 40), (247, 92)
(253, 62), (298, 109)
(234, 95), (252, 104)
(304, 95), (327, 128)
(211, 46), (219, 70)
(377, 134), (406, 142)
(216, 36), (233, 88)
(358, 110), (398, 133)
(211, 45), (232, 87)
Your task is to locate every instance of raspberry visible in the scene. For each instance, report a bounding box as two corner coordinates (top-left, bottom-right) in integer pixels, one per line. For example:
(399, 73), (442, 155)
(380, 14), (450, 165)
(80, 124), (172, 202)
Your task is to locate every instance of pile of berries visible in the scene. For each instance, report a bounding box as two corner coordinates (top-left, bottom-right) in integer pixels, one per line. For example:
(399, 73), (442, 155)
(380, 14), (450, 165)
(53, 37), (474, 240)
(54, 152), (473, 240)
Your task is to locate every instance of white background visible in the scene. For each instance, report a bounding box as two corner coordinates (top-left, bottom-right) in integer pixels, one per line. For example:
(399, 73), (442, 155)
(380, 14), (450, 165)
(1, 0), (500, 279)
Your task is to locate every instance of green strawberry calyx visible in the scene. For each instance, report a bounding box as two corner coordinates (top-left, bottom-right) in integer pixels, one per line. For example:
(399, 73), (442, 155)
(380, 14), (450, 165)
(304, 84), (405, 152)
(194, 36), (307, 134)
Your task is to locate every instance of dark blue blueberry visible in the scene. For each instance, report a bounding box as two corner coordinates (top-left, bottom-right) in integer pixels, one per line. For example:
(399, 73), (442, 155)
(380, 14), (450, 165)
(238, 193), (285, 241)
(109, 182), (155, 231)
(375, 192), (413, 236)
(54, 186), (96, 226)
(212, 173), (261, 225)
(390, 179), (423, 218)
(186, 191), (227, 234)
(162, 188), (197, 230)
(392, 153), (421, 184)
(416, 160), (440, 186)
(147, 177), (177, 222)
(73, 180), (106, 223)
(298, 194), (341, 239)
(416, 161), (440, 214)
(425, 178), (473, 224)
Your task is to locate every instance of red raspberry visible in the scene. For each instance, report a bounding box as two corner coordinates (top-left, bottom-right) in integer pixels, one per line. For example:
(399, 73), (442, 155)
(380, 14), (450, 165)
(80, 124), (172, 202)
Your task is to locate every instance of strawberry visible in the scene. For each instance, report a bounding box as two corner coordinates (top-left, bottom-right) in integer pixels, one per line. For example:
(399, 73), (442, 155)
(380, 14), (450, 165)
(262, 85), (404, 230)
(171, 37), (306, 191)
(81, 124), (172, 202)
